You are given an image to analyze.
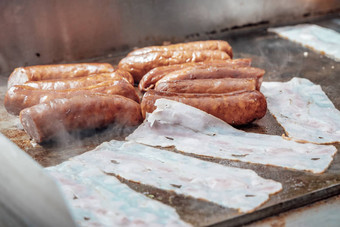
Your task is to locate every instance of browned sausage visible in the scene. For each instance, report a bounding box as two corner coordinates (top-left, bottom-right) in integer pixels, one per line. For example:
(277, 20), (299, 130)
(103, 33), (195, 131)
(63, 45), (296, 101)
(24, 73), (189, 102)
(20, 94), (142, 143)
(155, 65), (265, 90)
(23, 70), (134, 90)
(118, 50), (230, 82)
(128, 40), (233, 58)
(155, 78), (256, 93)
(5, 80), (140, 115)
(7, 63), (114, 88)
(138, 59), (252, 91)
(141, 90), (267, 125)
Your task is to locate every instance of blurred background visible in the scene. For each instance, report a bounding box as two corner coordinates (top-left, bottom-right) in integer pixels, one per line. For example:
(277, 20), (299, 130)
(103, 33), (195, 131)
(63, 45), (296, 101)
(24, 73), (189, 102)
(0, 0), (339, 75)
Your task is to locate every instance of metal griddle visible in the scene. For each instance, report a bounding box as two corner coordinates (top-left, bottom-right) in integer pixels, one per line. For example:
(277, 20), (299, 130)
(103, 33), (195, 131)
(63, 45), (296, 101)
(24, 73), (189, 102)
(0, 17), (339, 227)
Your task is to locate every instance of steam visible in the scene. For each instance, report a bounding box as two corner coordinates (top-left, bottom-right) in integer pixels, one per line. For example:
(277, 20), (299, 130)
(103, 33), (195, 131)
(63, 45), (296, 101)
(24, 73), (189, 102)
(41, 121), (137, 147)
(30, 121), (139, 168)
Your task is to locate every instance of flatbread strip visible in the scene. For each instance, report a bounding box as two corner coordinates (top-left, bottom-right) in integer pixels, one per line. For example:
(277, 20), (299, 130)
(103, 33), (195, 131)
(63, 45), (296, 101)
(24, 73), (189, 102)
(72, 140), (282, 213)
(269, 24), (340, 62)
(261, 77), (340, 144)
(46, 160), (191, 227)
(127, 99), (337, 174)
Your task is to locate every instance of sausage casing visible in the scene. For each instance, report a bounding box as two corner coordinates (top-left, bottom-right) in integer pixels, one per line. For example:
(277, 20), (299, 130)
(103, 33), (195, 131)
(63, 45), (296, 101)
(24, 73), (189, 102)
(5, 80), (140, 115)
(7, 63), (114, 88)
(23, 70), (134, 90)
(141, 90), (267, 125)
(20, 94), (142, 143)
(138, 59), (252, 91)
(128, 40), (233, 58)
(155, 65), (265, 90)
(118, 50), (230, 82)
(155, 78), (256, 94)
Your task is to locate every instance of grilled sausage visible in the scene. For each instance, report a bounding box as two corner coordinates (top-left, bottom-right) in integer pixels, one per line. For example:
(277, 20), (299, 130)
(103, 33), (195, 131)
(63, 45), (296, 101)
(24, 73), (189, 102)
(128, 40), (233, 58)
(138, 59), (252, 91)
(155, 65), (265, 90)
(5, 80), (140, 115)
(20, 94), (142, 143)
(23, 70), (134, 90)
(7, 63), (114, 88)
(141, 90), (267, 125)
(155, 78), (256, 94)
(118, 50), (230, 82)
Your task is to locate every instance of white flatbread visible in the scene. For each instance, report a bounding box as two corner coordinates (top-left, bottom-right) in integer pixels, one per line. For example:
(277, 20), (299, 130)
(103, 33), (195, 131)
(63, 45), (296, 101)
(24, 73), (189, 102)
(262, 77), (340, 144)
(127, 99), (337, 173)
(46, 161), (191, 227)
(269, 24), (340, 61)
(70, 140), (282, 213)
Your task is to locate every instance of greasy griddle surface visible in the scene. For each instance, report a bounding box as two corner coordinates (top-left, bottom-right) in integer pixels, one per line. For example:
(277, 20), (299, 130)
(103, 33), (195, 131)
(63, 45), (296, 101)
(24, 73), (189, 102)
(0, 18), (339, 227)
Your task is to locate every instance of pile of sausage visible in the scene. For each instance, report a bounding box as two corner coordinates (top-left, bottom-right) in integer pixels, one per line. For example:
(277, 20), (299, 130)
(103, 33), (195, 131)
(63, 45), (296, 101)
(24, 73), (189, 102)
(119, 40), (267, 126)
(4, 40), (267, 143)
(4, 63), (143, 143)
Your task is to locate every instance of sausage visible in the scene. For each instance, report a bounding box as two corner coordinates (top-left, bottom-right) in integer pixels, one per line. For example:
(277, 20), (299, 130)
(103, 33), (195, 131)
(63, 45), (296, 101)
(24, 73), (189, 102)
(155, 78), (256, 94)
(141, 90), (267, 125)
(5, 80), (140, 115)
(128, 40), (233, 58)
(155, 65), (265, 90)
(114, 69), (134, 85)
(23, 69), (134, 90)
(138, 59), (252, 91)
(118, 50), (230, 83)
(20, 94), (142, 143)
(7, 63), (114, 88)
